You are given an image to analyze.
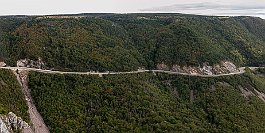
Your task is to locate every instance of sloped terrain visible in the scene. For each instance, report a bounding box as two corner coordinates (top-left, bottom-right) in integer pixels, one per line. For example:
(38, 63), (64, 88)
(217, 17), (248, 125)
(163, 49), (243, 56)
(0, 14), (265, 72)
(0, 14), (265, 133)
(28, 69), (265, 132)
(0, 69), (29, 121)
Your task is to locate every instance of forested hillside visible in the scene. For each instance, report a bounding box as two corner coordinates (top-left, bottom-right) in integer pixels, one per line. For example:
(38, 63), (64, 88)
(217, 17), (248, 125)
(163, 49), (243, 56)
(0, 14), (265, 71)
(0, 17), (28, 61)
(28, 69), (265, 132)
(0, 69), (29, 122)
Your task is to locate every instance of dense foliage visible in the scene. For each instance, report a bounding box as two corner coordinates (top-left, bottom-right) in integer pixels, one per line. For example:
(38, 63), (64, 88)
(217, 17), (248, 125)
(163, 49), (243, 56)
(0, 17), (28, 61)
(0, 69), (29, 121)
(29, 71), (265, 132)
(0, 14), (265, 71)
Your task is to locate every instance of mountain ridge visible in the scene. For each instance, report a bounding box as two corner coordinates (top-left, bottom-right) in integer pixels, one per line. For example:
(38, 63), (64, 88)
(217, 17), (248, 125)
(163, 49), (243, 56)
(0, 13), (264, 72)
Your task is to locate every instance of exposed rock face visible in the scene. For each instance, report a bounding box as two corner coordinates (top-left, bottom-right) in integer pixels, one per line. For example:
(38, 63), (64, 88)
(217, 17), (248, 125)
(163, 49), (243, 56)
(156, 63), (170, 71)
(212, 61), (238, 74)
(201, 63), (213, 75)
(239, 85), (265, 102)
(239, 86), (255, 100)
(0, 62), (6, 67)
(17, 57), (45, 69)
(0, 112), (30, 132)
(158, 61), (238, 75)
(221, 61), (238, 73)
(0, 118), (9, 133)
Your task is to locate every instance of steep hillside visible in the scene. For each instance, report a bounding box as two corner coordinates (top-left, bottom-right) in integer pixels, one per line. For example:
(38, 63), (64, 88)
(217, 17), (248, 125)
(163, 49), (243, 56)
(0, 17), (28, 61)
(3, 18), (145, 71)
(107, 14), (265, 67)
(0, 69), (29, 121)
(28, 70), (265, 132)
(0, 14), (264, 71)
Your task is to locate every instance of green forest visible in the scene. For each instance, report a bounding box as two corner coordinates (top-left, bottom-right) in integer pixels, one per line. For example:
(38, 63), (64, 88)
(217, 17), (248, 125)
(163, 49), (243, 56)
(0, 14), (265, 71)
(0, 69), (29, 122)
(0, 14), (265, 133)
(28, 69), (265, 132)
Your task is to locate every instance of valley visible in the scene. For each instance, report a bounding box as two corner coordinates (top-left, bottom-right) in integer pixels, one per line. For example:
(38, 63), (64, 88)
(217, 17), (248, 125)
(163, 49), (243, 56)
(0, 13), (264, 132)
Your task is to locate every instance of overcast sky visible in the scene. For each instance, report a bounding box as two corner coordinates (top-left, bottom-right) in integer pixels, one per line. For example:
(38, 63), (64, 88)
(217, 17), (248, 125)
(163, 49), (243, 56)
(1, 0), (265, 18)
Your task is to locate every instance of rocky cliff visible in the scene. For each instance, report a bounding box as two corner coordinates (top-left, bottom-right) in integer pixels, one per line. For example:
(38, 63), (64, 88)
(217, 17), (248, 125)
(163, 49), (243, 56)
(157, 61), (238, 75)
(0, 112), (30, 133)
(0, 118), (9, 133)
(17, 58), (45, 69)
(0, 62), (6, 67)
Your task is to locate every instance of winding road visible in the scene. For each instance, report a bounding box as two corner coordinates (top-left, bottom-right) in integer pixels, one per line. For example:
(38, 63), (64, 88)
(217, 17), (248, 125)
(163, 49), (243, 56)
(0, 66), (263, 133)
(0, 66), (261, 77)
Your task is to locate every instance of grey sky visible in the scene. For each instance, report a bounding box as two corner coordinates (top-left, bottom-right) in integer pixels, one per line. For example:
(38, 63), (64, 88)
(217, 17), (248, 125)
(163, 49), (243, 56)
(0, 0), (265, 18)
